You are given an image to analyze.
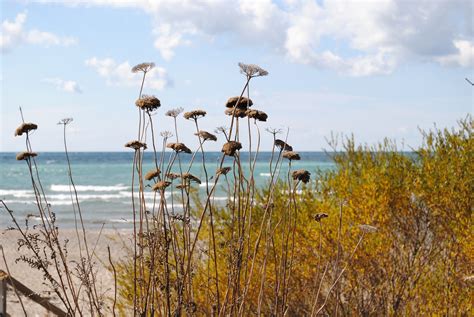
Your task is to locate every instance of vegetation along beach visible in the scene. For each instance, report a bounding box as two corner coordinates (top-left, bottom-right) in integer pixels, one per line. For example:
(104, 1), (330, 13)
(1, 1), (472, 316)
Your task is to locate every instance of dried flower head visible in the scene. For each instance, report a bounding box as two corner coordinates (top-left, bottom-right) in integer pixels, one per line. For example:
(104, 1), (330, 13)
(57, 118), (73, 125)
(152, 181), (171, 191)
(195, 130), (217, 141)
(166, 142), (192, 154)
(222, 141), (242, 156)
(131, 62), (155, 73)
(145, 168), (161, 181)
(292, 169), (311, 183)
(225, 96), (253, 109)
(238, 63), (269, 78)
(16, 151), (38, 161)
(225, 108), (247, 118)
(215, 126), (228, 135)
(15, 123), (38, 136)
(183, 109), (206, 120)
(216, 167), (231, 176)
(314, 213), (328, 222)
(136, 95), (161, 111)
(246, 109), (268, 122)
(359, 224), (378, 233)
(125, 140), (147, 150)
(282, 151), (301, 161)
(275, 139), (293, 151)
(165, 107), (184, 118)
(176, 184), (190, 190)
(160, 131), (173, 139)
(182, 173), (201, 184)
(166, 172), (181, 180)
(266, 127), (283, 135)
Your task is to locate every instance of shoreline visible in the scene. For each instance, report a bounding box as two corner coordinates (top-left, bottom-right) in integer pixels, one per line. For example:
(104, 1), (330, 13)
(1, 228), (132, 316)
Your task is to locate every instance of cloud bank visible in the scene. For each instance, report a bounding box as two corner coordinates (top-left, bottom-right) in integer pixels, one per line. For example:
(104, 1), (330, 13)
(32, 0), (473, 76)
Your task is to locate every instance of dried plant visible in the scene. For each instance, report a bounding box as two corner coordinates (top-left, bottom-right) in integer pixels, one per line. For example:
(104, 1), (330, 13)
(135, 95), (161, 112)
(183, 109), (206, 120)
(14, 122), (38, 136)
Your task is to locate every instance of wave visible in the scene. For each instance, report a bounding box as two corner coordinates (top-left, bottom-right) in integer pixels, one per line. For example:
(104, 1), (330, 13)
(259, 173), (272, 177)
(51, 184), (129, 192)
(0, 189), (34, 197)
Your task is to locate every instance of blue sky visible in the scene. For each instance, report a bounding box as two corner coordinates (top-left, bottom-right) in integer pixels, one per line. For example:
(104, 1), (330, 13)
(1, 0), (472, 152)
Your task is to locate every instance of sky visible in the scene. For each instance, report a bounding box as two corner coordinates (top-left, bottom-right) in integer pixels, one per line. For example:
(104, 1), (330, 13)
(1, 0), (473, 152)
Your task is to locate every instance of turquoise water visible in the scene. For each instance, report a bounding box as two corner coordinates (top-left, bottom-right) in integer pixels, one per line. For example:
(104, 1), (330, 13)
(0, 152), (335, 229)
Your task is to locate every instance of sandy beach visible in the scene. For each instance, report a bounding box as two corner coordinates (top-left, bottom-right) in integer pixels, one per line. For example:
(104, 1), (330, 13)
(1, 228), (132, 316)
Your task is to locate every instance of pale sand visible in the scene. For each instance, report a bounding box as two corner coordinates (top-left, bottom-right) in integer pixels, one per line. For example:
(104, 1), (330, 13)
(0, 228), (133, 316)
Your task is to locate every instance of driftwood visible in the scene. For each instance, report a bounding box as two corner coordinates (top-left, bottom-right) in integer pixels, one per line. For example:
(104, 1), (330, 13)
(0, 270), (67, 316)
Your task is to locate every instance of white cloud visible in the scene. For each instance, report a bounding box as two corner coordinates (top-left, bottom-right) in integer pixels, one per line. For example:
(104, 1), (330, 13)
(33, 0), (472, 76)
(42, 77), (83, 93)
(0, 12), (77, 52)
(85, 57), (171, 90)
(436, 40), (474, 67)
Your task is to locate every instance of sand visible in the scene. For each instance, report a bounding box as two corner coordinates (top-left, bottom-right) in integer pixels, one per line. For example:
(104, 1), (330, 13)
(0, 228), (133, 316)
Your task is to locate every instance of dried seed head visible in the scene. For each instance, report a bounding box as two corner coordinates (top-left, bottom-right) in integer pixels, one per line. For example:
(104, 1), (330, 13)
(216, 167), (231, 176)
(58, 118), (73, 125)
(359, 224), (378, 233)
(222, 141), (242, 156)
(165, 107), (184, 118)
(145, 168), (161, 181)
(215, 126), (228, 135)
(152, 181), (171, 191)
(282, 151), (301, 161)
(246, 109), (268, 122)
(266, 127), (283, 135)
(131, 62), (155, 73)
(225, 96), (253, 109)
(166, 142), (192, 154)
(15, 123), (38, 136)
(314, 213), (328, 222)
(160, 131), (173, 139)
(136, 95), (161, 111)
(195, 130), (217, 141)
(183, 109), (206, 120)
(166, 172), (181, 180)
(275, 139), (293, 151)
(292, 169), (311, 183)
(182, 173), (201, 184)
(16, 151), (38, 161)
(125, 140), (147, 150)
(238, 63), (269, 77)
(225, 108), (247, 118)
(176, 184), (190, 190)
